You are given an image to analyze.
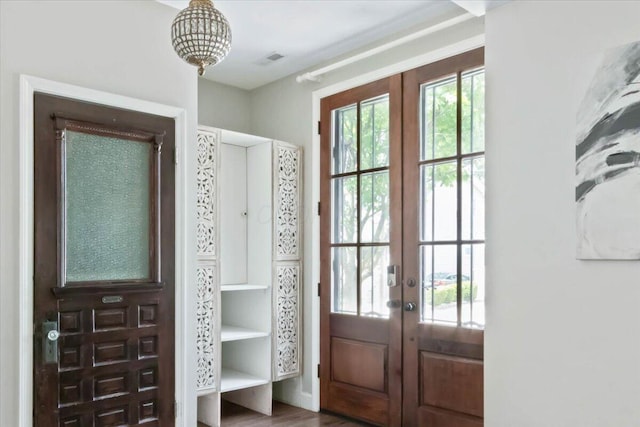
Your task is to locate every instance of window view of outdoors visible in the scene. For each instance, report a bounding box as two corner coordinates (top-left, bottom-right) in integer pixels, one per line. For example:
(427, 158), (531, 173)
(331, 95), (390, 317)
(420, 69), (485, 328)
(329, 69), (485, 328)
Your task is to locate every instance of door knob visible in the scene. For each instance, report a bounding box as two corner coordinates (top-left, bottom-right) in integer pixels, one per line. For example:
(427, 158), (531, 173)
(404, 302), (417, 312)
(47, 330), (60, 341)
(386, 299), (401, 309)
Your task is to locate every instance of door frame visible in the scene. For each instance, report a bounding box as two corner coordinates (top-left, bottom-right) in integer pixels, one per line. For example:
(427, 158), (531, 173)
(309, 36), (485, 412)
(17, 75), (192, 427)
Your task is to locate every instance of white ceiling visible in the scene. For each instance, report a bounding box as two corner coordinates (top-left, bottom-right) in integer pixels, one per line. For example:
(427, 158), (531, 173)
(158, 1), (498, 90)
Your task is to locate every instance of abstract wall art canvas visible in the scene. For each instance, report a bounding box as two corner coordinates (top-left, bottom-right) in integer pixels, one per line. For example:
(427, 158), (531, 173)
(576, 41), (640, 259)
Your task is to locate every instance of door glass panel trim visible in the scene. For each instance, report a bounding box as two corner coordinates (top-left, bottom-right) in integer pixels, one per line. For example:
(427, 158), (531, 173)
(420, 75), (457, 162)
(417, 68), (485, 329)
(329, 93), (391, 318)
(55, 118), (163, 287)
(332, 103), (358, 175)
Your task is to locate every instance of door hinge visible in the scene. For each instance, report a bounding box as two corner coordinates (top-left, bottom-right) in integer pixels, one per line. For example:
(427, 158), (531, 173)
(317, 121), (321, 135)
(173, 147), (178, 165)
(317, 201), (321, 216)
(317, 364), (320, 378)
(173, 400), (179, 419)
(317, 282), (321, 297)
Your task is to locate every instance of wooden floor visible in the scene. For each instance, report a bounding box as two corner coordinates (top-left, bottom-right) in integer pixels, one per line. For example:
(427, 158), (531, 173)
(198, 400), (370, 426)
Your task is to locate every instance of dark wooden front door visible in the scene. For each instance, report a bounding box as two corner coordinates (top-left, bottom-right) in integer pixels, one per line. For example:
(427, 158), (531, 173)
(33, 93), (175, 426)
(320, 76), (403, 426)
(320, 48), (485, 426)
(401, 49), (485, 427)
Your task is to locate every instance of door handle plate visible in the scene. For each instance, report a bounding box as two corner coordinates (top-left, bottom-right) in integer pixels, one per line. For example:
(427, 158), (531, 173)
(387, 265), (398, 287)
(42, 321), (59, 364)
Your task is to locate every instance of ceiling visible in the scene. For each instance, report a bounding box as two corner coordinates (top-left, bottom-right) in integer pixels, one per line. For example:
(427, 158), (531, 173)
(158, 1), (500, 90)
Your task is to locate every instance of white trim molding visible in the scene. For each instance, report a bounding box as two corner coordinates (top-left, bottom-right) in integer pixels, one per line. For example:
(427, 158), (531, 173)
(296, 13), (476, 83)
(18, 75), (191, 427)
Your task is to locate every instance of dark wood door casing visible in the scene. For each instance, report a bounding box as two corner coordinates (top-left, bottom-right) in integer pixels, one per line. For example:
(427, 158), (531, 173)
(320, 75), (403, 426)
(34, 93), (175, 427)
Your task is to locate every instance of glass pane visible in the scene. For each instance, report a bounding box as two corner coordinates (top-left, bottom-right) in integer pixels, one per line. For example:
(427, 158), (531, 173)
(421, 162), (457, 241)
(360, 171), (389, 243)
(461, 244), (485, 328)
(360, 246), (390, 318)
(421, 244), (458, 324)
(331, 176), (357, 243)
(360, 95), (390, 170)
(462, 157), (485, 240)
(331, 247), (358, 314)
(462, 70), (485, 154)
(421, 76), (457, 161)
(332, 104), (357, 174)
(65, 130), (150, 282)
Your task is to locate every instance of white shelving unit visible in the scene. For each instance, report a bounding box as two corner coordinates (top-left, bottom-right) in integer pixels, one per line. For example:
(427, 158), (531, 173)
(195, 127), (303, 427)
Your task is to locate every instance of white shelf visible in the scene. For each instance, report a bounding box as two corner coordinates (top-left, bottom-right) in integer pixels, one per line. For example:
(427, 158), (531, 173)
(220, 368), (269, 393)
(221, 325), (269, 342)
(221, 284), (268, 291)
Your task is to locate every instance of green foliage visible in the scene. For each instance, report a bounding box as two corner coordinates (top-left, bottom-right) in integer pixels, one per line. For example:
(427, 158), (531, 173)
(425, 282), (478, 307)
(422, 72), (485, 187)
(332, 73), (485, 313)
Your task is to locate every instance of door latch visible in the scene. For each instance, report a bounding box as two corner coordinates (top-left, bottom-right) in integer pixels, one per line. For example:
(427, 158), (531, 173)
(42, 321), (59, 364)
(387, 265), (398, 287)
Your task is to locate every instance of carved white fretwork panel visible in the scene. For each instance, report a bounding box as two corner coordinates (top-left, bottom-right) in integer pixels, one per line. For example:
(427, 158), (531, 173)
(197, 130), (218, 257)
(274, 143), (301, 261)
(196, 127), (220, 394)
(273, 262), (301, 380)
(196, 263), (218, 391)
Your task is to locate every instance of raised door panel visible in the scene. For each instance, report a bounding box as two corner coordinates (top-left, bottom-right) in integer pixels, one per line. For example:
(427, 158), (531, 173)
(418, 407), (483, 427)
(55, 293), (165, 425)
(420, 352), (483, 418)
(331, 338), (387, 393)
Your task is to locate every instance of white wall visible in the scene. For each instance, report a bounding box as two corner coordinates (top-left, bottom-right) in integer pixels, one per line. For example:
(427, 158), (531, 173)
(485, 2), (640, 426)
(0, 1), (198, 425)
(199, 78), (252, 133)
(249, 14), (485, 403)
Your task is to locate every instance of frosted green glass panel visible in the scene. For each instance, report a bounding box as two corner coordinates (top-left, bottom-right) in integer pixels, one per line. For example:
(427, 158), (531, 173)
(65, 130), (151, 282)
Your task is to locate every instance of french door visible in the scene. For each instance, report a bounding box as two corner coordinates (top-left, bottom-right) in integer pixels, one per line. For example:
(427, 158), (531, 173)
(320, 48), (485, 426)
(320, 76), (403, 426)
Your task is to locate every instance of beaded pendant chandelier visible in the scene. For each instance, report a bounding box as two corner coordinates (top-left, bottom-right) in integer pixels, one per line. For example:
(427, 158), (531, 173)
(171, 0), (232, 76)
